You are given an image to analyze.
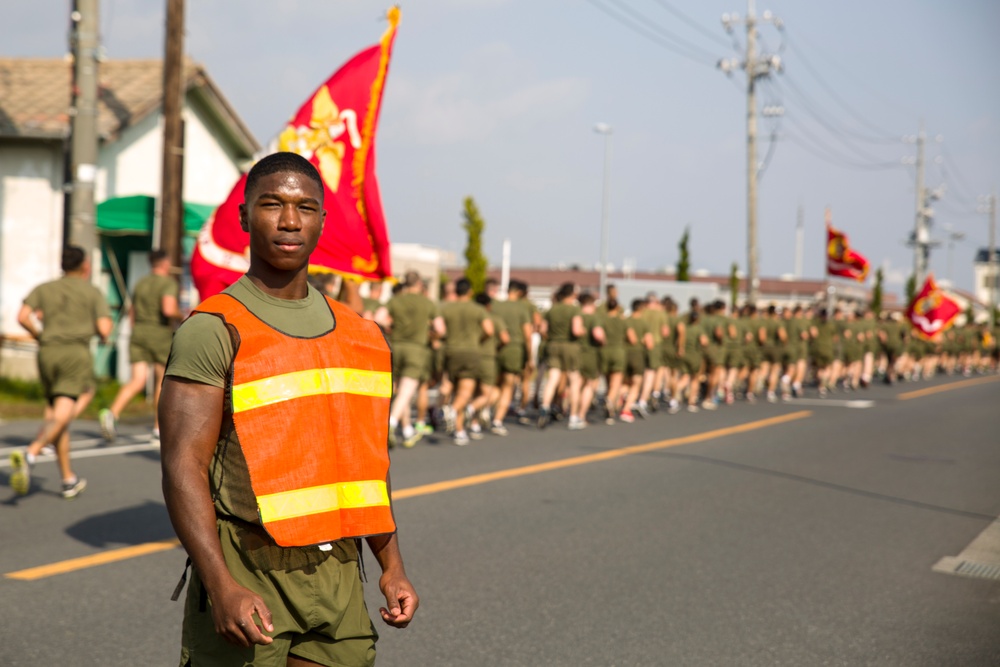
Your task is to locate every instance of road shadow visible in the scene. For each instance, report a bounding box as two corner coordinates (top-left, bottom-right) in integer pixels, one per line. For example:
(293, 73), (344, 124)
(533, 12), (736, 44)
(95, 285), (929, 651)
(65, 500), (176, 547)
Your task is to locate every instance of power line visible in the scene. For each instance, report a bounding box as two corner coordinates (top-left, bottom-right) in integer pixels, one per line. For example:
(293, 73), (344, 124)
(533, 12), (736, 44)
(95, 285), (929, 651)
(648, 0), (734, 49)
(782, 35), (900, 142)
(584, 0), (719, 67)
(781, 115), (905, 172)
(773, 74), (902, 148)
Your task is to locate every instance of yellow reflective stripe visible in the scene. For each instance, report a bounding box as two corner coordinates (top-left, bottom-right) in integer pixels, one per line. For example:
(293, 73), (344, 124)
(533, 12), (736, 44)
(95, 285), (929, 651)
(258, 481), (390, 523)
(232, 367), (391, 412)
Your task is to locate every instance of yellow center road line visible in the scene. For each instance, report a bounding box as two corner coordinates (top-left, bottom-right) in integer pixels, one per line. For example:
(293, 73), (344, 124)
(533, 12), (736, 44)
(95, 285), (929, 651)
(392, 410), (813, 500)
(897, 375), (1000, 401)
(5, 539), (181, 581)
(5, 410), (812, 581)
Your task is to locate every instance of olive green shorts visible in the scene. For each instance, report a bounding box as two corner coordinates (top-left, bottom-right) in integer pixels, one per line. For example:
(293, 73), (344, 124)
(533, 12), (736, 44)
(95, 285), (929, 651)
(392, 342), (430, 382)
(579, 348), (600, 380)
(479, 355), (498, 387)
(179, 520), (377, 667)
(679, 353), (703, 377)
(625, 347), (646, 377)
(704, 345), (726, 371)
(130, 324), (173, 365)
(645, 346), (663, 370)
(445, 349), (481, 381)
(545, 341), (580, 372)
(600, 348), (625, 375)
(497, 344), (526, 375)
(38, 343), (94, 402)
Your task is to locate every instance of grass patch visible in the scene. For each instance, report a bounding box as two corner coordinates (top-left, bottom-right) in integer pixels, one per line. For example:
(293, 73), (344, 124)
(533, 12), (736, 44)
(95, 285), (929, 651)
(0, 376), (154, 421)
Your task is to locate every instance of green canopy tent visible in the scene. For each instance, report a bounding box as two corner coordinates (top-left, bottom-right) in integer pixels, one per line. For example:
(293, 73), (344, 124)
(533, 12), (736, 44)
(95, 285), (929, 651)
(96, 195), (215, 308)
(94, 195), (216, 377)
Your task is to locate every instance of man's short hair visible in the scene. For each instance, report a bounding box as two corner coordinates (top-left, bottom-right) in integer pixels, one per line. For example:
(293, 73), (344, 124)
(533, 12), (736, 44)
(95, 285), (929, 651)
(579, 292), (596, 306)
(474, 292), (491, 307)
(509, 279), (527, 295)
(403, 270), (422, 287)
(149, 249), (169, 266)
(631, 298), (645, 312)
(455, 278), (472, 296)
(61, 245), (86, 273)
(245, 152), (324, 201)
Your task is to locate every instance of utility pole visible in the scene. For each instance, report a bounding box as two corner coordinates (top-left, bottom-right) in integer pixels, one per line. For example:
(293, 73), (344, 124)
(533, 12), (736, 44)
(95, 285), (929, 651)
(594, 123), (613, 299)
(719, 0), (782, 305)
(794, 202), (804, 278)
(980, 192), (998, 324)
(159, 0), (185, 268)
(67, 0), (100, 257)
(911, 123), (927, 285)
(991, 191), (997, 324)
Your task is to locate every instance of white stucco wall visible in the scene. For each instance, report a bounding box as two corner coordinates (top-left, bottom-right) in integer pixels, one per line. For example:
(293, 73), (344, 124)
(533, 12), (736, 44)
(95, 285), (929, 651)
(95, 95), (246, 205)
(0, 141), (64, 341)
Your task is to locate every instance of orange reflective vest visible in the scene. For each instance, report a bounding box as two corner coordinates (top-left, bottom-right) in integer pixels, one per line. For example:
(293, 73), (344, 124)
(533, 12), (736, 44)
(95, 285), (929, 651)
(195, 293), (395, 547)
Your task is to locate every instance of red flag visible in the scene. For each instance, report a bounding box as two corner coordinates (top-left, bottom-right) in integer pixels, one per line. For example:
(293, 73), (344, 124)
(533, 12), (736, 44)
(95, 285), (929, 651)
(825, 208), (869, 282)
(191, 8), (400, 298)
(907, 275), (961, 341)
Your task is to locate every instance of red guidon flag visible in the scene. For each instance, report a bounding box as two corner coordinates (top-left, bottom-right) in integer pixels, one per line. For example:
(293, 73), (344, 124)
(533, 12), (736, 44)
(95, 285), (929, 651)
(191, 7), (400, 297)
(907, 274), (961, 341)
(825, 208), (870, 282)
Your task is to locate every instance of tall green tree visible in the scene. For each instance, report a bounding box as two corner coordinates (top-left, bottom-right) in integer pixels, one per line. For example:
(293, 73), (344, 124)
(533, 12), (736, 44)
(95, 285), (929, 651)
(677, 227), (691, 282)
(462, 196), (488, 293)
(729, 262), (739, 310)
(905, 273), (917, 305)
(870, 267), (884, 314)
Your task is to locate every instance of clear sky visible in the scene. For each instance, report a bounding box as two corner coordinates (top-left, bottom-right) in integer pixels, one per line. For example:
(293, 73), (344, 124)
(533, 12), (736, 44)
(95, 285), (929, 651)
(4, 0), (999, 297)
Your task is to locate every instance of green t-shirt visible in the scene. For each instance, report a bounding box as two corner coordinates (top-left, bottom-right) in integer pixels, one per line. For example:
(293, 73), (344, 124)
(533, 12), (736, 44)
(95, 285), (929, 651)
(493, 299), (531, 346)
(626, 317), (647, 349)
(810, 319), (834, 356)
(481, 313), (507, 357)
(133, 273), (178, 328)
(641, 308), (667, 344)
(441, 300), (487, 352)
(684, 320), (703, 354)
(24, 275), (110, 347)
(581, 312), (601, 349)
(546, 302), (581, 343)
(601, 313), (627, 349)
(386, 291), (437, 346)
(166, 276), (334, 388)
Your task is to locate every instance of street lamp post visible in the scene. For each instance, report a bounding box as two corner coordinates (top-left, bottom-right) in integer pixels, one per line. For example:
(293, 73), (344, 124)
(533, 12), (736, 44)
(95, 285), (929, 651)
(594, 123), (613, 300)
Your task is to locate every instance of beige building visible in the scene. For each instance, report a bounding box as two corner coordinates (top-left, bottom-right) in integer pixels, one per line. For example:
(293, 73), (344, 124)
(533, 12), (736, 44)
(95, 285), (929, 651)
(0, 58), (258, 379)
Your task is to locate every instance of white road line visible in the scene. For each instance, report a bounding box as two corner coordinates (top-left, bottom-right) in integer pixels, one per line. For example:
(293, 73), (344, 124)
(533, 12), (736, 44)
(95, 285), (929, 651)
(787, 398), (874, 409)
(0, 439), (159, 467)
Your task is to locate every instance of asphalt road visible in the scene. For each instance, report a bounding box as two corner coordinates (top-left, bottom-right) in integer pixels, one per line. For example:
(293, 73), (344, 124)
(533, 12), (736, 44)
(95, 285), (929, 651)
(1, 374), (999, 666)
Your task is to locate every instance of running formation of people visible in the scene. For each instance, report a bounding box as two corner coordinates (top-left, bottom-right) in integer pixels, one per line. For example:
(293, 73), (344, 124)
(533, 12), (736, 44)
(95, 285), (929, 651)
(372, 279), (999, 446)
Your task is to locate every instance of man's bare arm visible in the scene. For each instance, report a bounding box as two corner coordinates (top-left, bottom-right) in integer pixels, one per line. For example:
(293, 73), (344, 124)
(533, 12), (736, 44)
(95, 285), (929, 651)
(160, 377), (274, 647)
(366, 531), (419, 628)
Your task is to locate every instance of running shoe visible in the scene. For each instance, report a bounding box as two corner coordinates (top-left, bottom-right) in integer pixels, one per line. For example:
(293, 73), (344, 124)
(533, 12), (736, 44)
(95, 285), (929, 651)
(766, 391), (778, 403)
(537, 408), (551, 430)
(402, 430), (423, 448)
(700, 399), (718, 411)
(453, 431), (470, 446)
(61, 477), (87, 499)
(9, 450), (31, 496)
(568, 416), (587, 430)
(687, 404), (700, 413)
(387, 429), (398, 449)
(99, 408), (117, 443)
(490, 422), (509, 436)
(516, 410), (532, 426)
(618, 410), (635, 424)
(668, 400), (681, 415)
(634, 403), (650, 419)
(415, 422), (434, 435)
(469, 423), (484, 440)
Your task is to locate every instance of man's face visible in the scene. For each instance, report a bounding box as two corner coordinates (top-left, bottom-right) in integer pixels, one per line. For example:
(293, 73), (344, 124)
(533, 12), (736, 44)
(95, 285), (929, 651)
(239, 171), (325, 273)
